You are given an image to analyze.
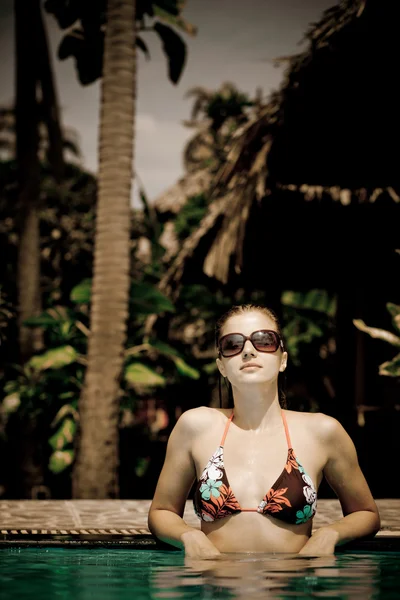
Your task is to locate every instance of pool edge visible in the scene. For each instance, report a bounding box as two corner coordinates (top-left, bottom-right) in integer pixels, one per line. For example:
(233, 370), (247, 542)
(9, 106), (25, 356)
(1, 533), (399, 552)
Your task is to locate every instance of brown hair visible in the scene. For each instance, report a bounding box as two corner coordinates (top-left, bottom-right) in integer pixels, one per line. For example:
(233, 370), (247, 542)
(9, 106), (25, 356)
(215, 304), (287, 409)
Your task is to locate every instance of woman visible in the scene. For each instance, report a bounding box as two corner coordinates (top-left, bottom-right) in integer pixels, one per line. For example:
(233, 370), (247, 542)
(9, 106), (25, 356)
(148, 305), (380, 557)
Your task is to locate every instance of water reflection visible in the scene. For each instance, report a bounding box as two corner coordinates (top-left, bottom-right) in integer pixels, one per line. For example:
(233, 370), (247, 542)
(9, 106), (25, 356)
(152, 552), (382, 599)
(0, 547), (398, 599)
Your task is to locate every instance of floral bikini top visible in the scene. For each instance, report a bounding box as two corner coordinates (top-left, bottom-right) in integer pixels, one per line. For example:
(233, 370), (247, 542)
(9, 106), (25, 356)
(193, 411), (317, 525)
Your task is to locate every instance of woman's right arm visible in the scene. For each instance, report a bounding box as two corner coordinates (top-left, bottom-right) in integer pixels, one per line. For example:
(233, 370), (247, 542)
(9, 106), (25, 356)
(148, 409), (220, 557)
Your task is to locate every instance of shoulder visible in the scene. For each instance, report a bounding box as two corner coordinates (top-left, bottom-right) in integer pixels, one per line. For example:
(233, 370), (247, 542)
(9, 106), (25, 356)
(285, 410), (346, 444)
(285, 410), (355, 468)
(173, 406), (229, 437)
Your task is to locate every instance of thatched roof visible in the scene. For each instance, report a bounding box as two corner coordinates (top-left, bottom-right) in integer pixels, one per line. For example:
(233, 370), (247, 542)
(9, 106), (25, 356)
(157, 0), (400, 293)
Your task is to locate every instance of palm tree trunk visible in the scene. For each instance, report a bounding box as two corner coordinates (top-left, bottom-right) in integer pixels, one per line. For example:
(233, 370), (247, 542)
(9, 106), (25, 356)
(13, 0), (44, 498)
(36, 1), (65, 182)
(14, 0), (42, 362)
(72, 0), (136, 498)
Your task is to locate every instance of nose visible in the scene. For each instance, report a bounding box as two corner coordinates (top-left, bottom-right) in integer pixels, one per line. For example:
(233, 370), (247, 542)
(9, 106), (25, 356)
(242, 340), (256, 358)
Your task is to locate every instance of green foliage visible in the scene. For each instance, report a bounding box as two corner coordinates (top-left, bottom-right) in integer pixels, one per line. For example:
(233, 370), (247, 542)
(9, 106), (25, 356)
(148, 340), (200, 379)
(387, 302), (400, 334)
(49, 417), (76, 450)
(379, 353), (400, 377)
(173, 356), (200, 379)
(182, 83), (258, 175)
(282, 289), (336, 366)
(27, 346), (79, 372)
(49, 449), (74, 474)
(0, 274), (198, 475)
(153, 3), (197, 36)
(70, 279), (91, 304)
(70, 278), (175, 316)
(206, 89), (253, 131)
(0, 287), (13, 348)
(282, 289), (336, 317)
(174, 194), (208, 239)
(125, 363), (166, 388)
(130, 282), (175, 315)
(354, 301), (400, 378)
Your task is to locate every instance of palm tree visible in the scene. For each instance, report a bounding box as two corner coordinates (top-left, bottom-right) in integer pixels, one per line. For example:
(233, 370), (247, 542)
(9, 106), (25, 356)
(14, 0), (66, 364)
(183, 82), (255, 174)
(42, 0), (195, 498)
(14, 0), (42, 363)
(72, 0), (137, 498)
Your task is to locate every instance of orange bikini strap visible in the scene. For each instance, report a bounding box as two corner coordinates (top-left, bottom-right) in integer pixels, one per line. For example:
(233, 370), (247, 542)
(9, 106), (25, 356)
(220, 412), (234, 446)
(281, 411), (292, 449)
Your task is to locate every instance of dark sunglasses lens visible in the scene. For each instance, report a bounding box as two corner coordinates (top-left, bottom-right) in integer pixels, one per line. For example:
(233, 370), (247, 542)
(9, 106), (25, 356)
(252, 330), (279, 352)
(220, 334), (244, 356)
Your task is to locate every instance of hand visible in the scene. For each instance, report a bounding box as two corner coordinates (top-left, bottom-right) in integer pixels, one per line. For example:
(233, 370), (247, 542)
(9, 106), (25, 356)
(181, 529), (221, 559)
(298, 528), (339, 556)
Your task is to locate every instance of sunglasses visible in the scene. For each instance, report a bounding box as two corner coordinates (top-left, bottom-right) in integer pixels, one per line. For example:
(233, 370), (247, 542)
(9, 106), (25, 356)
(218, 329), (283, 358)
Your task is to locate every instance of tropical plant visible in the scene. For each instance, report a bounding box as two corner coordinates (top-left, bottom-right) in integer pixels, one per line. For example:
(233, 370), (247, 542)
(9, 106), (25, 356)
(354, 304), (400, 378)
(0, 277), (199, 487)
(182, 82), (256, 174)
(281, 289), (336, 366)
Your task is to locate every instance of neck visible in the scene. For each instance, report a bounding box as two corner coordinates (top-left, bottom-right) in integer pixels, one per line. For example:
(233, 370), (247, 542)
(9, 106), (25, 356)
(230, 383), (282, 431)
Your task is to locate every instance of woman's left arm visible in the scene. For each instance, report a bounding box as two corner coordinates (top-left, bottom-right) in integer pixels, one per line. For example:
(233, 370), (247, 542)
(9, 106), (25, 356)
(299, 414), (380, 555)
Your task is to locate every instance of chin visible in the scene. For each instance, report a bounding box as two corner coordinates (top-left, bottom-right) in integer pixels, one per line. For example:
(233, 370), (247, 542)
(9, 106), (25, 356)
(237, 374), (271, 384)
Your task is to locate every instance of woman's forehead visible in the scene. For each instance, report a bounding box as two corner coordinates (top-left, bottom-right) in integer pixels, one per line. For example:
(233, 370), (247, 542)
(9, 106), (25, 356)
(221, 311), (276, 335)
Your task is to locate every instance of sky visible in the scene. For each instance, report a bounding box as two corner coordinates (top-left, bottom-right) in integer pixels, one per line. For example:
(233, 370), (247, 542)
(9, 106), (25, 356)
(0, 0), (334, 206)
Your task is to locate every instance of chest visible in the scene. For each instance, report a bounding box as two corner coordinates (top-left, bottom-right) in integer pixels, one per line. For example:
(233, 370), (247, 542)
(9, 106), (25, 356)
(192, 422), (324, 500)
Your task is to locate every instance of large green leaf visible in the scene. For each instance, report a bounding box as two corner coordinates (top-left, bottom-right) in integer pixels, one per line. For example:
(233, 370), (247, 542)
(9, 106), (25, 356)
(387, 303), (400, 334)
(125, 363), (166, 387)
(49, 418), (77, 451)
(379, 352), (400, 377)
(172, 356), (200, 379)
(353, 320), (400, 347)
(282, 290), (336, 317)
(71, 279), (92, 303)
(1, 392), (20, 414)
(203, 362), (218, 375)
(134, 456), (150, 478)
(283, 317), (324, 365)
(153, 5), (197, 36)
(49, 449), (74, 474)
(149, 339), (181, 358)
(52, 403), (79, 426)
(131, 282), (175, 315)
(27, 346), (78, 371)
(23, 313), (58, 327)
(145, 340), (199, 378)
(153, 22), (186, 84)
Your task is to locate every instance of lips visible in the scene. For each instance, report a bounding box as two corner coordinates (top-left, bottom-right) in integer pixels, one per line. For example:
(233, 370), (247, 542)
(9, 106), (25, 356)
(240, 363), (262, 370)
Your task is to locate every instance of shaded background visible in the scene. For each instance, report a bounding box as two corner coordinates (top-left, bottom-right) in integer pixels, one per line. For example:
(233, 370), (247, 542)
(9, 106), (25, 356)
(0, 0), (399, 502)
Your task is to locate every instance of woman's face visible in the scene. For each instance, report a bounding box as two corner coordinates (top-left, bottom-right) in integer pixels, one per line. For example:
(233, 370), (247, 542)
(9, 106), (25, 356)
(216, 311), (287, 388)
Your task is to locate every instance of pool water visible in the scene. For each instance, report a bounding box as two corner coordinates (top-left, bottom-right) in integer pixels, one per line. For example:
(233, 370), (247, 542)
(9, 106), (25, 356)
(0, 548), (399, 599)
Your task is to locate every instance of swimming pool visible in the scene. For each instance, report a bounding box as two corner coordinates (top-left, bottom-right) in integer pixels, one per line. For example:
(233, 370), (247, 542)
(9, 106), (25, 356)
(0, 547), (399, 599)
